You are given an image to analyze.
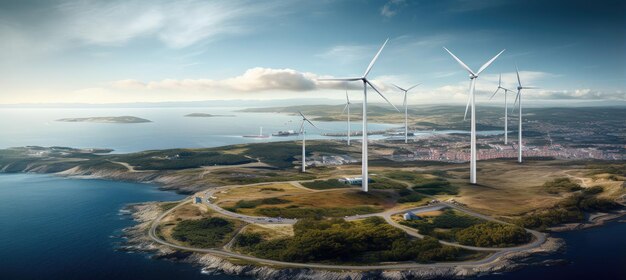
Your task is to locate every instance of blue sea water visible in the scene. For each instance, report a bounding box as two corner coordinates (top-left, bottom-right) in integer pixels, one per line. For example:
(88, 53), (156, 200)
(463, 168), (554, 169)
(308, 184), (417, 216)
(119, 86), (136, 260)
(0, 107), (500, 153)
(0, 174), (244, 280)
(477, 220), (626, 280)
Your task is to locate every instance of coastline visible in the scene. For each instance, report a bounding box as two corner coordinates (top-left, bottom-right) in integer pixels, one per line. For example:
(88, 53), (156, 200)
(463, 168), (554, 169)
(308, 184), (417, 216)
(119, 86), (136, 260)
(1, 152), (623, 279)
(119, 201), (566, 280)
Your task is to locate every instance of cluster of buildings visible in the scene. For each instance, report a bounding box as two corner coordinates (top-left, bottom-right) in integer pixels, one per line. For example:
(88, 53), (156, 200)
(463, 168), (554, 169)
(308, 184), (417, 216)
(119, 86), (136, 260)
(390, 141), (623, 162)
(305, 154), (359, 166)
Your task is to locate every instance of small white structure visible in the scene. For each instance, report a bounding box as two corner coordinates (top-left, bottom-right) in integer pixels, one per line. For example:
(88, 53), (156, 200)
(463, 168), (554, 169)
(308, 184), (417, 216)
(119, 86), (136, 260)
(403, 212), (420, 221)
(339, 177), (362, 185)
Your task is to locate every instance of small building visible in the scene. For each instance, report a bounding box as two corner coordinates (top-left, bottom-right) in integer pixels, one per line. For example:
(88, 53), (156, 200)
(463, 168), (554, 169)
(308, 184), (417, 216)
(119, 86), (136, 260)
(194, 196), (202, 204)
(403, 212), (420, 221)
(338, 177), (373, 185)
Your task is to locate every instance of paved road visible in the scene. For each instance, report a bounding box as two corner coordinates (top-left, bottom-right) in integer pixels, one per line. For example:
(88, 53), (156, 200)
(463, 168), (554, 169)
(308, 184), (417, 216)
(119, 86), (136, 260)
(149, 198), (547, 270)
(148, 180), (548, 270)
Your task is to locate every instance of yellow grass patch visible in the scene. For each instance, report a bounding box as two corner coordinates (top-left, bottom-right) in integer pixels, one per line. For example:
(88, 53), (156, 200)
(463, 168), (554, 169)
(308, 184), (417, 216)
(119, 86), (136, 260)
(241, 224), (294, 240)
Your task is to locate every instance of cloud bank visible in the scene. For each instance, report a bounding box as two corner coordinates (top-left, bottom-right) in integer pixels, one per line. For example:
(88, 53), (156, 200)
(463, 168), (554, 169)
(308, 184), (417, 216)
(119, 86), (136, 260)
(106, 68), (625, 102)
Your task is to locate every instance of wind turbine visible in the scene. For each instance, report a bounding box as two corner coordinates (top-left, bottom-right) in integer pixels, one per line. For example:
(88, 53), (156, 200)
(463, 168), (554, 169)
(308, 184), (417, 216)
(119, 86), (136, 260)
(489, 74), (514, 144)
(341, 86), (352, 145)
(511, 65), (537, 163)
(298, 111), (319, 172)
(392, 83), (420, 143)
(318, 39), (399, 192)
(444, 47), (505, 185)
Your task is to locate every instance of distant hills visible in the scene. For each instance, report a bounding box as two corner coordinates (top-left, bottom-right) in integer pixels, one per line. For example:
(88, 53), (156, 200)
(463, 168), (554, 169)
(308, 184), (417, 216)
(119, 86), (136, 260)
(184, 113), (235, 117)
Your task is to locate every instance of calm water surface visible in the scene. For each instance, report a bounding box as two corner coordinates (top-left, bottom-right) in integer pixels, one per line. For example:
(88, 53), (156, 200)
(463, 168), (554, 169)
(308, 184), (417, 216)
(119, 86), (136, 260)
(0, 174), (246, 280)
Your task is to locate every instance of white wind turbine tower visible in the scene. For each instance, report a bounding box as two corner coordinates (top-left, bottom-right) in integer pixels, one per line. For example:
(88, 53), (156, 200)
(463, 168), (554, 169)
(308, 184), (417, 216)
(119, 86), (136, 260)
(489, 74), (514, 144)
(298, 111), (320, 172)
(444, 47), (505, 185)
(341, 86), (352, 145)
(511, 65), (537, 163)
(391, 83), (421, 143)
(319, 39), (399, 192)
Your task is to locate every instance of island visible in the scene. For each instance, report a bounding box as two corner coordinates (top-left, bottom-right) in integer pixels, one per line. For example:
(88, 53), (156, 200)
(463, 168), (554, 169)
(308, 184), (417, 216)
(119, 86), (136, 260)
(56, 116), (151, 123)
(184, 113), (235, 117)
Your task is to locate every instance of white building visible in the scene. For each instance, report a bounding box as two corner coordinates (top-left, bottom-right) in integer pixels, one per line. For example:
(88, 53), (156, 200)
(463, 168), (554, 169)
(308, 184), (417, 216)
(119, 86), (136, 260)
(403, 212), (420, 221)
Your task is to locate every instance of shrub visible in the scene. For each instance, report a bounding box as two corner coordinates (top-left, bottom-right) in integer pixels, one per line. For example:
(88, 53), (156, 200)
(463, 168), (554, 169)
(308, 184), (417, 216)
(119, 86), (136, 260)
(171, 217), (234, 248)
(455, 222), (531, 247)
(542, 177), (583, 194)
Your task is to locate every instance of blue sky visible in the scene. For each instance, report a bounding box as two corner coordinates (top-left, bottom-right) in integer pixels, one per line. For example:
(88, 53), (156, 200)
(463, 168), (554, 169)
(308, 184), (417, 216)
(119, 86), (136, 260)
(0, 0), (624, 105)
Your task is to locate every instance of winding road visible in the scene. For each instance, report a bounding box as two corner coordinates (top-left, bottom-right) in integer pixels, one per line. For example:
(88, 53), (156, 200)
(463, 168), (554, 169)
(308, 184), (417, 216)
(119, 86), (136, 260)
(148, 180), (548, 270)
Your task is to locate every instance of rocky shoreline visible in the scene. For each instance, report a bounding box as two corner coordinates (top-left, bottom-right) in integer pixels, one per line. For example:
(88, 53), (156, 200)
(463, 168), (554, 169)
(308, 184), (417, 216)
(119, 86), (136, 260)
(119, 202), (566, 280)
(547, 210), (626, 232)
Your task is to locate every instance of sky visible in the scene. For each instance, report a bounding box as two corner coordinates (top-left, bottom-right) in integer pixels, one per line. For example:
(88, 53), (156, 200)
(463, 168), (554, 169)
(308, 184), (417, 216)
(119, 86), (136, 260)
(0, 0), (624, 106)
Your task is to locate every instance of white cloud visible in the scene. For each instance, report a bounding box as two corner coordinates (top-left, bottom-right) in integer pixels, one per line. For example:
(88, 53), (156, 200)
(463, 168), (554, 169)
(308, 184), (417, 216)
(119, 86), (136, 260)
(380, 0), (406, 18)
(111, 67), (363, 92)
(0, 0), (285, 53)
(96, 68), (624, 104)
(316, 44), (375, 65)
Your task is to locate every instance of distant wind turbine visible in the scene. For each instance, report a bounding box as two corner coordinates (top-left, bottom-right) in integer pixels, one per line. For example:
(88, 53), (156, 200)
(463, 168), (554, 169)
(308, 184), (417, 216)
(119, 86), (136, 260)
(489, 74), (514, 144)
(341, 86), (352, 145)
(319, 39), (400, 192)
(298, 111), (320, 172)
(511, 65), (537, 163)
(392, 83), (420, 143)
(444, 47), (505, 185)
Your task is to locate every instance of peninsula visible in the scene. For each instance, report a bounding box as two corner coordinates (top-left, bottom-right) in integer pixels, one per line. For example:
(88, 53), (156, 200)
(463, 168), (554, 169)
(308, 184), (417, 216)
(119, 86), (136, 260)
(0, 142), (623, 279)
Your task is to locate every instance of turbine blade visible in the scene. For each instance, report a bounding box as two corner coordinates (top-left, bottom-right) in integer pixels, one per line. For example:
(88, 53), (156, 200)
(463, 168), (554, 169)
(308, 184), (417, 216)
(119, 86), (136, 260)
(407, 83), (421, 91)
(299, 120), (305, 133)
(403, 92), (407, 108)
(476, 49), (505, 76)
(366, 79), (400, 112)
(298, 111), (306, 119)
(305, 118), (320, 130)
(341, 104), (349, 115)
(391, 83), (406, 92)
(463, 91), (471, 121)
(443, 47), (475, 76)
(511, 91), (520, 114)
(317, 77), (361, 81)
(515, 64), (522, 87)
(522, 86), (539, 89)
(498, 73), (502, 87)
(345, 87), (350, 103)
(489, 87), (501, 100)
(363, 38), (389, 78)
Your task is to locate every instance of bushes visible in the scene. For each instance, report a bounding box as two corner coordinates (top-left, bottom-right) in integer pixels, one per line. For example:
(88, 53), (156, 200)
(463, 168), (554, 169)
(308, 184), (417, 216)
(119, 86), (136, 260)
(455, 222), (531, 247)
(400, 209), (484, 240)
(233, 197), (290, 209)
(516, 192), (622, 230)
(412, 180), (459, 195)
(542, 177), (583, 194)
(302, 179), (350, 190)
(582, 186), (603, 195)
(431, 210), (483, 229)
(397, 192), (425, 203)
(234, 232), (262, 247)
(369, 177), (404, 190)
(235, 217), (468, 263)
(116, 149), (254, 170)
(171, 217), (234, 248)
